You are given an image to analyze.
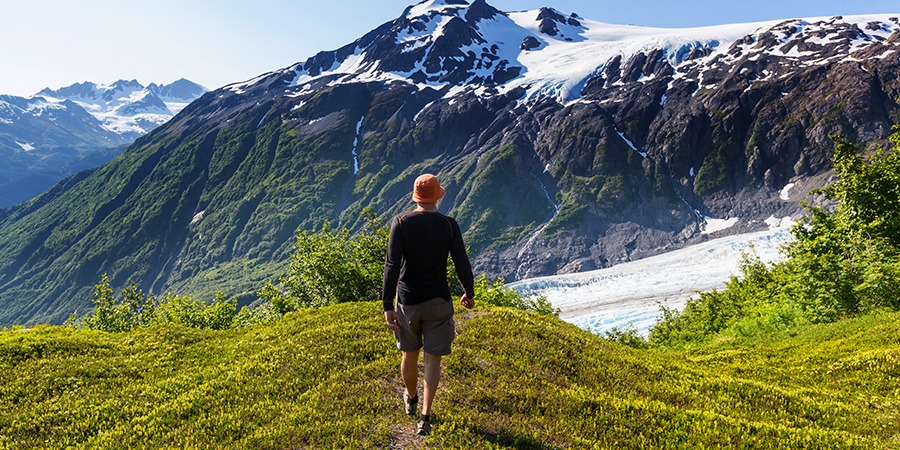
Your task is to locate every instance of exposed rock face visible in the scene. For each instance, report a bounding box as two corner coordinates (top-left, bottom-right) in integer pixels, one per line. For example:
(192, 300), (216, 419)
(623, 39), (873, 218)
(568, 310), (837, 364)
(521, 36), (541, 50)
(1, 2), (899, 325)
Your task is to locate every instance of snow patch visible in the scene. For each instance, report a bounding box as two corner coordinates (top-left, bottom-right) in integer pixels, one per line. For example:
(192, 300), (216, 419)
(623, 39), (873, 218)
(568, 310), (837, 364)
(164, 102), (191, 115)
(617, 131), (637, 150)
(616, 129), (646, 157)
(780, 182), (795, 200)
(407, 0), (462, 20)
(765, 216), (796, 229)
(413, 100), (437, 122)
(191, 210), (205, 225)
(351, 116), (364, 174)
(16, 141), (35, 151)
(701, 217), (738, 234)
(257, 109), (270, 128)
(402, 40), (429, 53)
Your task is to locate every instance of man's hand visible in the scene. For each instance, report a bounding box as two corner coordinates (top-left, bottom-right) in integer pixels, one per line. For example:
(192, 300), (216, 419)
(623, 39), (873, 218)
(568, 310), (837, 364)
(384, 310), (401, 332)
(460, 294), (475, 309)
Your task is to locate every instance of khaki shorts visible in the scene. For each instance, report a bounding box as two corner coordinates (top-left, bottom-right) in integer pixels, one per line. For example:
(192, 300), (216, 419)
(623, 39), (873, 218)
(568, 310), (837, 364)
(394, 297), (455, 356)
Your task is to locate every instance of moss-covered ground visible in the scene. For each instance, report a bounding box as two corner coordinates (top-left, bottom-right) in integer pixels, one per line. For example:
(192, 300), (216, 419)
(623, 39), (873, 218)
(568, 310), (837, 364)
(1, 303), (898, 449)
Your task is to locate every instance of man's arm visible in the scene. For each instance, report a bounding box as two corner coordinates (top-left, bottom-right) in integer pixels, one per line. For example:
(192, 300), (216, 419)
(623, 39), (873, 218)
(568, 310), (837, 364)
(449, 219), (475, 307)
(382, 217), (403, 312)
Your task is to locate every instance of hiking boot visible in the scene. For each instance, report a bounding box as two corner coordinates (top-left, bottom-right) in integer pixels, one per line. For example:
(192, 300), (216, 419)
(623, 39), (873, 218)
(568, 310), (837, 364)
(403, 392), (418, 416)
(416, 414), (432, 436)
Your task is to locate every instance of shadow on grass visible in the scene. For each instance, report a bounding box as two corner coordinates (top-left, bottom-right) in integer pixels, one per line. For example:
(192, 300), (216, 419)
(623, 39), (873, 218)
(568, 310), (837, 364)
(474, 427), (556, 449)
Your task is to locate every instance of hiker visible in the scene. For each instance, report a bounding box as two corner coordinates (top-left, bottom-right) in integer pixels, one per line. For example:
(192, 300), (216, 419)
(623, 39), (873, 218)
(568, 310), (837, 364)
(382, 173), (476, 436)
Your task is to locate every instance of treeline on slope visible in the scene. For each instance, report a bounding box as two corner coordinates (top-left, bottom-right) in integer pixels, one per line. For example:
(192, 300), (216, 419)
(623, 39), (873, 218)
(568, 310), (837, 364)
(65, 211), (556, 332)
(621, 127), (900, 349)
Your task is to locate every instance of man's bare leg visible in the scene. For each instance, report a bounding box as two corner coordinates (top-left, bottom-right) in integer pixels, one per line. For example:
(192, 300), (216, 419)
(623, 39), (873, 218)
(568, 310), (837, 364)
(422, 352), (442, 415)
(401, 350), (419, 398)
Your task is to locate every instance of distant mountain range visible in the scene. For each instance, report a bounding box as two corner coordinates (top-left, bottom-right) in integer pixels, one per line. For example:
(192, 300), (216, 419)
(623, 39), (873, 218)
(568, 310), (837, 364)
(0, 79), (206, 206)
(36, 78), (207, 138)
(1, 0), (899, 325)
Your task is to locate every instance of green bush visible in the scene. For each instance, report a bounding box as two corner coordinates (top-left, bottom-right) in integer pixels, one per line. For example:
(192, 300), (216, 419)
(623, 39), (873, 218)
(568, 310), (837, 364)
(779, 130), (900, 321)
(603, 324), (649, 349)
(473, 275), (558, 317)
(256, 210), (388, 313)
(67, 275), (274, 332)
(650, 129), (900, 347)
(648, 252), (777, 347)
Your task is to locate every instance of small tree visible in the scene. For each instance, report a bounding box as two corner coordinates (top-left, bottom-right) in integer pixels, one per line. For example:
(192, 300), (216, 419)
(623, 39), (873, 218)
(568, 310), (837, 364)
(473, 275), (558, 317)
(69, 276), (271, 332)
(782, 129), (900, 320)
(648, 128), (900, 347)
(73, 276), (157, 332)
(257, 210), (388, 313)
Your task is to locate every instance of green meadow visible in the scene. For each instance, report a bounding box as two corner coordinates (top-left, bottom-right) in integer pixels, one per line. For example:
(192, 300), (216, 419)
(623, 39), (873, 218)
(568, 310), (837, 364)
(1, 302), (898, 449)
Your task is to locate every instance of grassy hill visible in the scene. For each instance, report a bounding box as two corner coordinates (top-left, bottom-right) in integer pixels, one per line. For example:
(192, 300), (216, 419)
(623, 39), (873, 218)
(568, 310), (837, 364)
(1, 302), (898, 449)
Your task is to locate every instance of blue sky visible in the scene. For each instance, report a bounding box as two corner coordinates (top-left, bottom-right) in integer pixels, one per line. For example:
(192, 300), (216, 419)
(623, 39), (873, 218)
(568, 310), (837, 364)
(1, 0), (898, 97)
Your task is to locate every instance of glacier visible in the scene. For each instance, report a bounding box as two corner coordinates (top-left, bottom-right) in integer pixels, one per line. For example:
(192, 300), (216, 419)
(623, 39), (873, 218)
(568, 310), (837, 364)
(509, 221), (796, 337)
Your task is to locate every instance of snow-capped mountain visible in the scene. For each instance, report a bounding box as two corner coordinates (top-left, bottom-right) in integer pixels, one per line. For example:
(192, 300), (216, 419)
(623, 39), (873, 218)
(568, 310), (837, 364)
(37, 78), (207, 139)
(0, 78), (207, 207)
(0, 94), (128, 190)
(220, 0), (899, 277)
(235, 0), (898, 105)
(2, 0), (900, 326)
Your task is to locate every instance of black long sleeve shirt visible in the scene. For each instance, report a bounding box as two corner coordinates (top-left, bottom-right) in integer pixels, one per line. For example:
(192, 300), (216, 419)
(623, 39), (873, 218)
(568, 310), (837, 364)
(382, 211), (475, 311)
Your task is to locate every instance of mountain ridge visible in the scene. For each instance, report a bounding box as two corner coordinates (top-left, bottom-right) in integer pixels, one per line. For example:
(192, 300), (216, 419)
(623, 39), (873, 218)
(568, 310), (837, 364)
(37, 78), (208, 138)
(0, 78), (207, 207)
(0, 1), (898, 325)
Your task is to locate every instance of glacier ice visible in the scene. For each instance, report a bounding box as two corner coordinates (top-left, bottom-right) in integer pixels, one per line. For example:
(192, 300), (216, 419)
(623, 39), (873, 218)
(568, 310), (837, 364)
(510, 225), (794, 336)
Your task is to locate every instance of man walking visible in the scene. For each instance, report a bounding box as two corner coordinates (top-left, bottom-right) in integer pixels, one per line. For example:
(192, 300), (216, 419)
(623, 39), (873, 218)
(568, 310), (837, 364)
(382, 173), (476, 436)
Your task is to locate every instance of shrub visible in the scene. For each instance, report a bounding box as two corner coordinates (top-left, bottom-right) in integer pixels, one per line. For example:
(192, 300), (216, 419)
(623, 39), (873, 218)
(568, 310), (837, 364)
(69, 276), (156, 333)
(473, 275), (558, 317)
(649, 128), (900, 347)
(256, 210), (388, 313)
(649, 252), (776, 347)
(261, 210), (557, 317)
(779, 130), (900, 321)
(603, 324), (649, 349)
(67, 276), (273, 332)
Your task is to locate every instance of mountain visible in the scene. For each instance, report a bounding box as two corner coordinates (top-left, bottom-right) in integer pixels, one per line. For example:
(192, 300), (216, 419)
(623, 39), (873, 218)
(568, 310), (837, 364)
(0, 79), (207, 207)
(1, 0), (899, 325)
(36, 78), (208, 140)
(0, 94), (131, 206)
(154, 78), (208, 103)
